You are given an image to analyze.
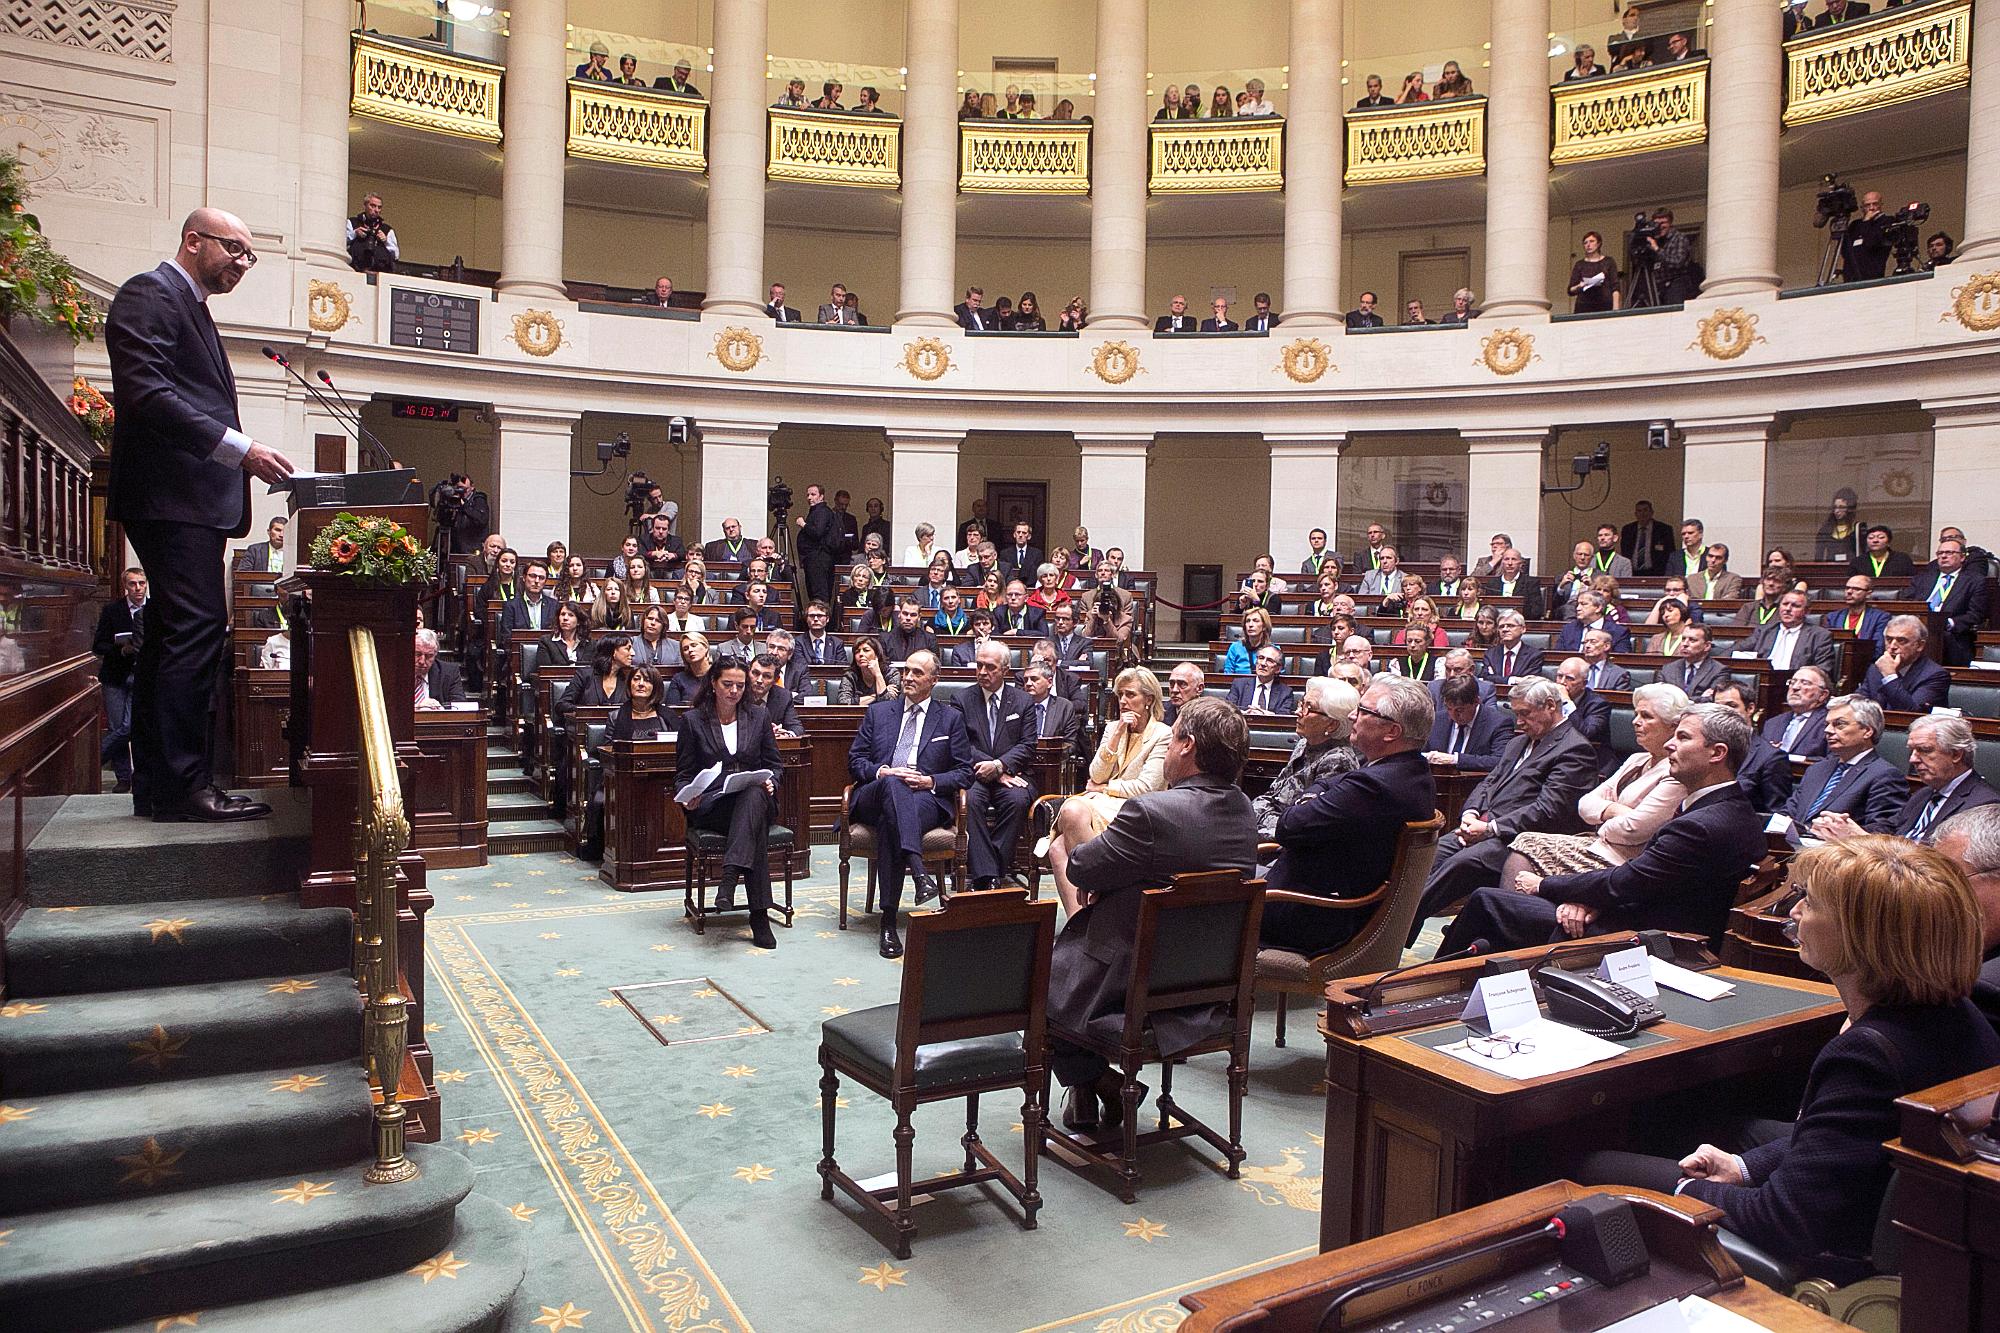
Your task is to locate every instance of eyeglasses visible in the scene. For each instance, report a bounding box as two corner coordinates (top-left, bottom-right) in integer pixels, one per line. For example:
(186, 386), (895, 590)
(1353, 703), (1388, 722)
(1466, 1033), (1537, 1060)
(195, 232), (259, 266)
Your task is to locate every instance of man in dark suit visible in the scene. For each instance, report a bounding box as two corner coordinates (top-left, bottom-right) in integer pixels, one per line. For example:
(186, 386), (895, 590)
(1410, 676), (1601, 939)
(1745, 590), (1839, 676)
(1813, 0), (1871, 28)
(106, 208), (294, 823)
(846, 651), (974, 957)
(746, 654), (805, 734)
(1576, 630), (1634, 693)
(653, 59), (701, 96)
(1424, 676), (1517, 772)
(953, 287), (995, 331)
(1554, 593), (1634, 656)
(956, 641), (1037, 890)
(234, 515), (287, 574)
(763, 630), (811, 698)
(1618, 500), (1674, 577)
(1909, 534), (1988, 666)
(764, 283), (801, 323)
(1001, 522), (1043, 585)
(1660, 625), (1729, 700)
(93, 567), (149, 792)
(1781, 694), (1905, 836)
(1242, 293), (1277, 332)
(1554, 658), (1618, 776)
(702, 516), (754, 565)
(1860, 524), (1916, 587)
(1046, 603), (1091, 665)
(1153, 294), (1197, 334)
(1199, 296), (1238, 332)
(1046, 698), (1258, 1130)
(798, 600), (849, 666)
(500, 561), (561, 647)
(1442, 704), (1767, 951)
(1760, 665), (1833, 758)
(414, 629), (467, 708)
(1023, 660), (1085, 756)
(1857, 614), (1951, 713)
(1710, 682), (1795, 813)
(994, 581), (1046, 637)
(878, 597), (939, 666)
(1890, 715), (2000, 840)
(1479, 610), (1544, 685)
(1344, 292), (1385, 329)
(1933, 806), (2000, 1035)
(1483, 549), (1545, 620)
(1228, 645), (1297, 715)
(796, 483), (849, 603)
(1823, 573), (1892, 657)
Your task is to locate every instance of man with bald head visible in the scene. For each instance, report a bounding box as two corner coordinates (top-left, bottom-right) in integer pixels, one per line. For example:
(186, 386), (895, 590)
(108, 208), (295, 823)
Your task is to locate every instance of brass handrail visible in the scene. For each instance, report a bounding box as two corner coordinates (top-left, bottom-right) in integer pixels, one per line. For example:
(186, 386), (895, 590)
(349, 625), (418, 1184)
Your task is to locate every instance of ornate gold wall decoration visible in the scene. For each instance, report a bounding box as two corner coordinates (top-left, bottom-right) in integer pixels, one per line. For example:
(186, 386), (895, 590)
(566, 81), (707, 173)
(958, 121), (1092, 194)
(1276, 338), (1335, 384)
(1784, 0), (1971, 126)
(1476, 329), (1538, 376)
(1087, 341), (1144, 385)
(1942, 272), (2000, 333)
(1551, 60), (1708, 164)
(1689, 308), (1767, 361)
(711, 327), (764, 373)
(900, 338), (952, 381)
(306, 280), (356, 334)
(766, 108), (900, 189)
(1148, 118), (1284, 194)
(1345, 99), (1486, 186)
(508, 310), (567, 358)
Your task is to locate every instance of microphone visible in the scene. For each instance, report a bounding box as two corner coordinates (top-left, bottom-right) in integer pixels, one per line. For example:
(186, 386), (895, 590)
(264, 344), (364, 443)
(316, 368), (392, 471)
(1357, 937), (1489, 1014)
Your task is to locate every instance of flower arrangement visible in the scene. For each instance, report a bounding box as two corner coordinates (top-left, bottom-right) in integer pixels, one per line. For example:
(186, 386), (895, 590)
(68, 376), (113, 446)
(308, 511), (438, 585)
(0, 153), (102, 344)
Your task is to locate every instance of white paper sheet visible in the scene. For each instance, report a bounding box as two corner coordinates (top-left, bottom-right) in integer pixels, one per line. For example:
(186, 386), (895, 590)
(1652, 958), (1736, 1000)
(1434, 1017), (1628, 1080)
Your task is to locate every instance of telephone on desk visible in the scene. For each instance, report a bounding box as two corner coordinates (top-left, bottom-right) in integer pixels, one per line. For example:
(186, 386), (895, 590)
(1537, 968), (1665, 1039)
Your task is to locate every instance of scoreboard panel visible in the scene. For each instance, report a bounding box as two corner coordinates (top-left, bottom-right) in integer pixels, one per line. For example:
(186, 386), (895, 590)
(388, 289), (480, 355)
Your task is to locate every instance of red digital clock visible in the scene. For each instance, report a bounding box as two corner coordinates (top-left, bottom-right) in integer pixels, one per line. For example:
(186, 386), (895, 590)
(389, 398), (461, 422)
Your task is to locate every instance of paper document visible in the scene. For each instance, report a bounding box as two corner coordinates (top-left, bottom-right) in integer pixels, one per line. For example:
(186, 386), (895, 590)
(675, 763), (776, 806)
(1434, 1017), (1627, 1081)
(1578, 271), (1606, 291)
(1652, 958), (1735, 1001)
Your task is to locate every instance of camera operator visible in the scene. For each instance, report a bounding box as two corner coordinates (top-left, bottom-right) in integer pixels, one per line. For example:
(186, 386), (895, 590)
(345, 194), (399, 274)
(427, 472), (490, 556)
(1634, 208), (1694, 305)
(1843, 192), (1893, 282)
(1926, 232), (1956, 269)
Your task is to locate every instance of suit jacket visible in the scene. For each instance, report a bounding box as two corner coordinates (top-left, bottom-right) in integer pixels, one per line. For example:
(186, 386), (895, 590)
(1345, 309), (1386, 329)
(1049, 774), (1259, 1057)
(105, 263), (250, 534)
(1784, 753), (1907, 832)
(535, 633), (583, 668)
(1426, 676), (1496, 709)
(765, 302), (801, 322)
(1540, 784), (1766, 943)
(421, 659), (467, 706)
(1761, 706), (1830, 758)
(818, 302), (859, 325)
(1426, 702), (1517, 771)
(954, 302), (996, 332)
(702, 538), (755, 565)
(1199, 318), (1238, 332)
(1483, 574), (1546, 620)
(1268, 749), (1437, 901)
(1895, 774), (2000, 839)
(1908, 567), (1988, 663)
(1463, 722), (1600, 836)
(955, 683), (1035, 776)
(1660, 656), (1729, 699)
(798, 633), (850, 666)
(1696, 569), (1746, 601)
(1357, 568), (1403, 598)
(1857, 656), (1950, 713)
(234, 540), (284, 573)
(878, 625), (939, 665)
(847, 695), (974, 794)
(1823, 604), (1891, 656)
(1736, 739), (1796, 814)
(500, 593), (561, 644)
(1479, 641), (1545, 685)
(652, 76), (703, 96)
(1619, 519), (1674, 575)
(1555, 618), (1634, 655)
(1046, 629), (1091, 665)
(1025, 692), (1084, 754)
(1566, 689), (1616, 775)
(1745, 620), (1840, 677)
(1242, 312), (1275, 332)
(1002, 544), (1044, 581)
(1574, 660), (1629, 693)
(1153, 313), (1198, 334)
(676, 700), (783, 793)
(1227, 677), (1297, 715)
(92, 599), (145, 688)
(752, 685), (803, 734)
(993, 604), (1046, 636)
(1811, 1), (1872, 27)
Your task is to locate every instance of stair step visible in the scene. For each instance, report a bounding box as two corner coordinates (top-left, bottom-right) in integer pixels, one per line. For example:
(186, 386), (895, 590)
(3, 897), (352, 999)
(0, 970), (363, 1096)
(0, 1061), (373, 1214)
(100, 1191), (524, 1333)
(26, 792), (312, 906)
(485, 773), (533, 796)
(489, 820), (570, 855)
(0, 1143), (473, 1332)
(486, 792), (551, 823)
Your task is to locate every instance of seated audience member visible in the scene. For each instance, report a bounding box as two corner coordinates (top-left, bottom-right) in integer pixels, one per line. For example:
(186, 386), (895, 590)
(1577, 629), (1632, 693)
(776, 78), (810, 109)
(1262, 676), (1438, 953)
(1154, 294), (1197, 334)
(1761, 665), (1834, 758)
(1352, 74), (1393, 109)
(1815, 0), (1874, 28)
(1694, 544), (1744, 602)
(1444, 703), (1764, 951)
(1410, 676), (1602, 937)
(1702, 682), (1793, 815)
(661, 588), (703, 636)
(1056, 296), (1088, 330)
(642, 514), (684, 578)
(1206, 85), (1234, 117)
(1433, 554), (1468, 600)
(591, 580), (633, 633)
(1154, 85), (1186, 120)
(1555, 657), (1617, 775)
(1555, 591), (1633, 654)
(1403, 299), (1431, 326)
(950, 609), (998, 667)
(1239, 79), (1276, 115)
(852, 85), (889, 115)
(1425, 675), (1516, 773)
(1857, 614), (1950, 713)
(1428, 649), (1496, 703)
(1358, 545), (1403, 598)
(663, 632), (713, 707)
(714, 609), (766, 664)
(1746, 590), (1839, 675)
(1469, 532), (1516, 579)
(1163, 661), (1206, 726)
(811, 81), (845, 111)
(1396, 71), (1430, 103)
(654, 59), (701, 96)
(1029, 640), (1089, 715)
(574, 42), (613, 80)
(1394, 596), (1449, 656)
(930, 584), (970, 636)
(1484, 548), (1546, 619)
(903, 522), (943, 569)
(1028, 563), (1073, 615)
(840, 562), (884, 619)
(1044, 667), (1174, 915)
(1464, 605), (1502, 654)
(764, 282), (801, 321)
(1565, 45), (1604, 79)
(1784, 695), (1906, 837)
(1647, 599), (1697, 657)
(1579, 835), (2000, 1277)
(745, 651), (804, 736)
(631, 606), (684, 671)
(703, 516), (753, 565)
(500, 560), (560, 647)
(1932, 807), (2000, 1033)
(1335, 634), (1376, 675)
(1046, 698), (1257, 1132)
(1554, 541), (1608, 615)
(764, 628), (809, 696)
(1433, 60), (1474, 99)
(796, 600), (847, 667)
(1860, 524), (1915, 586)
(833, 635), (895, 706)
(1345, 291), (1386, 329)
(1734, 566), (1789, 627)
(1252, 678), (1362, 838)
(1824, 574), (1891, 657)
(1243, 292), (1277, 332)
(1229, 644), (1296, 716)
(564, 634), (635, 727)
(1910, 534), (1987, 667)
(1022, 659), (1085, 754)
(989, 296), (1014, 327)
(955, 640), (1036, 890)
(1893, 716), (2000, 838)
(607, 665), (668, 743)
(1081, 564), (1136, 647)
(1045, 603), (1090, 665)
(994, 579), (1046, 637)
(877, 596), (939, 668)
(1479, 609), (1543, 684)
(1437, 288), (1476, 325)
(537, 602), (589, 668)
(1660, 624), (1728, 699)
(1200, 297), (1238, 332)
(1224, 607), (1276, 674)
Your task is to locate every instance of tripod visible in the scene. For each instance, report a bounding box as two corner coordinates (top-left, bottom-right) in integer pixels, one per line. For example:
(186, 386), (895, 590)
(1626, 248), (1662, 309)
(1816, 213), (1852, 286)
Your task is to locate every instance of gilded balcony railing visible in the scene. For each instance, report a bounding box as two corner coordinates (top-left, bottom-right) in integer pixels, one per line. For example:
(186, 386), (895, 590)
(566, 80), (706, 171)
(1344, 97), (1486, 186)
(1148, 117), (1284, 194)
(350, 31), (503, 143)
(1784, 0), (1971, 127)
(766, 108), (901, 188)
(1550, 59), (1708, 164)
(958, 120), (1093, 195)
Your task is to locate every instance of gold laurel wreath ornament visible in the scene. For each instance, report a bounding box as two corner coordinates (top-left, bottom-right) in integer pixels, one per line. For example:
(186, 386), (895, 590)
(901, 337), (952, 381)
(711, 327), (764, 372)
(1087, 340), (1144, 385)
(1689, 308), (1767, 361)
(1476, 328), (1538, 376)
(1277, 338), (1336, 384)
(306, 280), (356, 334)
(508, 309), (568, 357)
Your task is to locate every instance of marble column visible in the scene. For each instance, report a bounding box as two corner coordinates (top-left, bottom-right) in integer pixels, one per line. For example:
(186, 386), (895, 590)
(1075, 433), (1152, 567)
(1087, 0), (1149, 329)
(490, 406), (582, 553)
(897, 0), (960, 325)
(1959, 0), (2000, 263)
(1282, 0), (1341, 325)
(299, 0), (352, 266)
(1480, 0), (1551, 319)
(1924, 398), (2000, 539)
(704, 0), (771, 316)
(496, 0), (568, 299)
(1266, 434), (1344, 568)
(1677, 415), (1777, 566)
(1462, 428), (1549, 568)
(698, 421), (779, 545)
(1701, 0), (1783, 297)
(888, 429), (964, 547)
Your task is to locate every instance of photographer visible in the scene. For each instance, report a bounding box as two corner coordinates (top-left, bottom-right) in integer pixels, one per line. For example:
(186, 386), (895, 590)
(1843, 191), (1893, 282)
(427, 472), (490, 556)
(1633, 208), (1694, 305)
(345, 194), (399, 274)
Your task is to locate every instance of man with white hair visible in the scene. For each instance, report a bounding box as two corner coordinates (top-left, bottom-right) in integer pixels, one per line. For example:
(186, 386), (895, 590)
(1239, 78), (1276, 115)
(1892, 714), (2000, 840)
(1337, 635), (1375, 673)
(1479, 608), (1543, 684)
(414, 629), (466, 708)
(1163, 661), (1206, 726)
(1932, 805), (2000, 1033)
(955, 639), (1036, 891)
(1856, 614), (1951, 713)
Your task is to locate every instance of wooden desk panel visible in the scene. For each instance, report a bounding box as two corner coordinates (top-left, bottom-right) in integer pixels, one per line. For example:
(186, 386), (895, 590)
(1888, 1068), (2000, 1333)
(600, 733), (810, 891)
(800, 704), (867, 841)
(233, 667), (293, 788)
(411, 709), (487, 868)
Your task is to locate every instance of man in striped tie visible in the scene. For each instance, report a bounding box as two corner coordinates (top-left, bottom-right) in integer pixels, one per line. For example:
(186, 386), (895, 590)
(1815, 713), (2000, 844)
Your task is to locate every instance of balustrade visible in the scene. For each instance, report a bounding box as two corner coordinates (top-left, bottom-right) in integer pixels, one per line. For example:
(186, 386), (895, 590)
(766, 107), (902, 189)
(1148, 117), (1284, 194)
(566, 80), (707, 172)
(957, 119), (1093, 194)
(1551, 59), (1709, 164)
(350, 31), (503, 142)
(1784, 0), (1972, 126)
(1344, 98), (1487, 186)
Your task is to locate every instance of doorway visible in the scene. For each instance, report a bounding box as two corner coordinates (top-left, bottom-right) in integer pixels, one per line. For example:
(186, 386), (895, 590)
(984, 481), (1048, 553)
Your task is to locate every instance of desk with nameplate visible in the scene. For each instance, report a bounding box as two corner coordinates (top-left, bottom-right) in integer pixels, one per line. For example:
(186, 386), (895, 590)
(410, 707), (488, 868)
(599, 730), (811, 892)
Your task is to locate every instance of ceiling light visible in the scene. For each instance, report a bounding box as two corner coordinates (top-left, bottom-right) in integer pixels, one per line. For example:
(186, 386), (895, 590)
(1548, 40), (1567, 57)
(444, 1), (492, 21)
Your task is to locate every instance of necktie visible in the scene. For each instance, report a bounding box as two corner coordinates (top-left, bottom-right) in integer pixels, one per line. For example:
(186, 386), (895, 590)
(1449, 723), (1463, 754)
(415, 675), (429, 705)
(1588, 663), (1601, 689)
(893, 704), (924, 767)
(1503, 648), (1516, 680)
(1255, 684), (1268, 712)
(1035, 701), (1047, 736)
(1909, 792), (1947, 841)
(1931, 573), (1955, 612)
(1780, 712), (1809, 753)
(1804, 762), (1851, 820)
(987, 693), (998, 744)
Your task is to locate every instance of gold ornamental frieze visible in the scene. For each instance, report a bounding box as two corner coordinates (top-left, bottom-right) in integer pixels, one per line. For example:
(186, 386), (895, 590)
(1148, 118), (1284, 194)
(567, 81), (707, 172)
(1689, 308), (1767, 361)
(1087, 341), (1144, 385)
(958, 121), (1092, 194)
(1277, 338), (1335, 384)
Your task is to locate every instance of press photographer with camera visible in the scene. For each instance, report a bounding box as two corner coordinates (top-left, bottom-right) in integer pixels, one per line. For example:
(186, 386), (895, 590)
(1628, 208), (1693, 307)
(427, 472), (490, 556)
(345, 194), (399, 274)
(642, 511), (685, 578)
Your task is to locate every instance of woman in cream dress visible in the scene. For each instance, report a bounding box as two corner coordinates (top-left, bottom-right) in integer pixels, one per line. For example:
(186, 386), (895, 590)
(1042, 666), (1172, 914)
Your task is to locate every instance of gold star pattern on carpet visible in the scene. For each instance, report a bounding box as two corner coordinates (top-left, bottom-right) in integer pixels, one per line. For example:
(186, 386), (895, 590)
(0, 1001), (48, 1017)
(723, 1065), (756, 1079)
(266, 979), (317, 994)
(857, 1260), (908, 1291)
(596, 999), (624, 1008)
(269, 1073), (327, 1095)
(733, 1163), (775, 1183)
(455, 894), (476, 901)
(696, 1102), (733, 1119)
(144, 917), (196, 944)
(650, 943), (675, 952)
(270, 1180), (335, 1206)
(544, 888), (567, 895)
(409, 1251), (468, 1283)
(511, 902), (532, 909)
(692, 987), (720, 999)
(435, 1069), (469, 1085)
(492, 881), (513, 888)
(832, 977), (860, 987)
(531, 1302), (591, 1330)
(458, 1127), (500, 1146)
(508, 1202), (538, 1221)
(817, 930), (838, 939)
(153, 1316), (201, 1329)
(1122, 1218), (1168, 1243)
(539, 932), (562, 940)
(652, 1013), (683, 1026)
(555, 967), (581, 977)
(115, 1137), (186, 1188)
(821, 1005), (849, 1017)
(0, 1103), (42, 1125)
(423, 1022), (443, 1033)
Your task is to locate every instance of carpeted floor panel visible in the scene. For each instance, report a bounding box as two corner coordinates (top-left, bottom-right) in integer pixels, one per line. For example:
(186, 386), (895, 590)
(25, 791), (312, 906)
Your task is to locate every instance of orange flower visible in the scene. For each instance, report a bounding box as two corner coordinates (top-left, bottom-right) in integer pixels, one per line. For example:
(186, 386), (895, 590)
(401, 535), (418, 553)
(375, 537), (394, 556)
(330, 537), (358, 562)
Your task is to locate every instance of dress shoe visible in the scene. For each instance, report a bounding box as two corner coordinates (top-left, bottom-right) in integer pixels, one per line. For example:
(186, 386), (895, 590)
(972, 876), (997, 892)
(910, 871), (941, 906)
(878, 918), (904, 959)
(112, 779), (132, 795)
(715, 869), (740, 913)
(154, 788), (271, 823)
(1098, 1075), (1146, 1131)
(749, 911), (777, 950)
(208, 786), (259, 810)
(1061, 1086), (1101, 1133)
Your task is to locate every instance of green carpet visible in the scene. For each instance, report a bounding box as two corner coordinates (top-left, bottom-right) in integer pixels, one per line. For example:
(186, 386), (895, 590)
(420, 848), (1353, 1332)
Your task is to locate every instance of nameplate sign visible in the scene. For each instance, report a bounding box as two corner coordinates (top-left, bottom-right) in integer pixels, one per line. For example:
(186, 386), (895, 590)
(1462, 972), (1540, 1035)
(1597, 945), (1659, 998)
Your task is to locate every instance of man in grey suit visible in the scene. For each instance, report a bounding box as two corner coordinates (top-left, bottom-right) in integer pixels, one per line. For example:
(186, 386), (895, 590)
(1022, 661), (1084, 756)
(1744, 590), (1838, 677)
(817, 282), (858, 325)
(1759, 665), (1833, 758)
(1782, 695), (1906, 837)
(1046, 698), (1258, 1132)
(1660, 625), (1729, 699)
(234, 515), (288, 574)
(1409, 676), (1602, 940)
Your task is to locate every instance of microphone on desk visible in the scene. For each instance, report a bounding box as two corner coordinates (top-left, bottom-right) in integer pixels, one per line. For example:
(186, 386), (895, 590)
(1356, 937), (1489, 1014)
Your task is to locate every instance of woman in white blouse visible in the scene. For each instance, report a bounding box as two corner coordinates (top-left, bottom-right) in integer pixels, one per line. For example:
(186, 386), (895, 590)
(903, 522), (943, 569)
(661, 587), (705, 636)
(1042, 666), (1173, 914)
(1503, 682), (1691, 883)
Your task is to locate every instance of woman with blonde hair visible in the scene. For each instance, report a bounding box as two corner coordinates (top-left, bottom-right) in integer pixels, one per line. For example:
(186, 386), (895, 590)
(904, 524), (942, 568)
(1505, 683), (1690, 880)
(664, 630), (714, 706)
(1223, 606), (1274, 673)
(1589, 572), (1630, 624)
(1042, 666), (1172, 914)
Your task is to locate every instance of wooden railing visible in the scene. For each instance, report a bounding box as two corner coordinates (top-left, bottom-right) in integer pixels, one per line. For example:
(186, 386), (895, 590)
(566, 79), (706, 172)
(1148, 117), (1284, 194)
(957, 119), (1093, 194)
(1551, 59), (1708, 164)
(766, 107), (901, 188)
(350, 30), (503, 142)
(1784, 0), (1972, 127)
(1344, 97), (1486, 186)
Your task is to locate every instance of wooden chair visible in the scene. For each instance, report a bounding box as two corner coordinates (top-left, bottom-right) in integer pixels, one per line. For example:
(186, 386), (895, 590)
(684, 826), (798, 934)
(1041, 869), (1266, 1204)
(818, 889), (1058, 1258)
(1253, 814), (1445, 1048)
(837, 784), (969, 928)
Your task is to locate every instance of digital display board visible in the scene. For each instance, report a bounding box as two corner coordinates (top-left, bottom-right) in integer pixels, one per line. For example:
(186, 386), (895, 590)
(388, 289), (480, 355)
(389, 398), (461, 422)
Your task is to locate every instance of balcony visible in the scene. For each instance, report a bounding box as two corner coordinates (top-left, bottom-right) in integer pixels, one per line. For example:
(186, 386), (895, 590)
(1148, 117), (1285, 194)
(349, 31), (503, 143)
(1551, 59), (1708, 165)
(957, 120), (1093, 195)
(565, 80), (707, 172)
(1784, 0), (1971, 127)
(1344, 97), (1486, 186)
(766, 108), (901, 189)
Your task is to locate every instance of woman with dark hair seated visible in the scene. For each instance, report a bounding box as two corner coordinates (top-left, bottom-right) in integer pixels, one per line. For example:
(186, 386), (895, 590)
(1580, 836), (2000, 1278)
(676, 657), (783, 949)
(833, 635), (895, 706)
(582, 665), (668, 855)
(538, 601), (588, 667)
(553, 634), (632, 816)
